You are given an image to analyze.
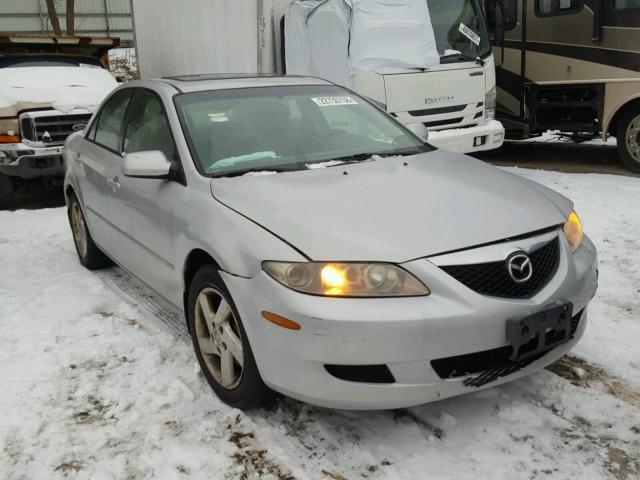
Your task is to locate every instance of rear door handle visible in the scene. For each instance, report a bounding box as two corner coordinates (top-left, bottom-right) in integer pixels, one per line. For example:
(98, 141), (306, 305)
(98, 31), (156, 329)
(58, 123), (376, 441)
(107, 176), (121, 192)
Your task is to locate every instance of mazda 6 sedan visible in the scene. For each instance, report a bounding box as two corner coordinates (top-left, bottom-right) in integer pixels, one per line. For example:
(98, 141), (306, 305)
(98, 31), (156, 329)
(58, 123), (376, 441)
(64, 74), (598, 410)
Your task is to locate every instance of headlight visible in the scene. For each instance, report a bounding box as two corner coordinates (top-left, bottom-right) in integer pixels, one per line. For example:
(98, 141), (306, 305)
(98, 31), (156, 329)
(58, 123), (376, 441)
(485, 86), (497, 121)
(262, 261), (430, 297)
(564, 210), (584, 252)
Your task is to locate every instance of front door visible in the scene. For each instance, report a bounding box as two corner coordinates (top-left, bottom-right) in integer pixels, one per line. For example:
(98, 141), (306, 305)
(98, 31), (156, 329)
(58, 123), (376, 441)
(107, 89), (184, 303)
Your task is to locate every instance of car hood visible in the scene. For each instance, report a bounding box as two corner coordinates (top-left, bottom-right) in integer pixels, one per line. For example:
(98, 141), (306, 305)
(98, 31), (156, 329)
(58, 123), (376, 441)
(210, 150), (572, 262)
(0, 67), (117, 115)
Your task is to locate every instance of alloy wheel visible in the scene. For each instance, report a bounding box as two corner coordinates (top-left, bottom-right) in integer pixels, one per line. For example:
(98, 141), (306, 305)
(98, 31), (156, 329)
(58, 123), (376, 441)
(194, 287), (244, 389)
(70, 203), (88, 258)
(625, 114), (640, 164)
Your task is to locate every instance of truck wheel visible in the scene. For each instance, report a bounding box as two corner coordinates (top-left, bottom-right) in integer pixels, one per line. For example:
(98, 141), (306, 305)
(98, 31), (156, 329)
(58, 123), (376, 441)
(617, 105), (640, 173)
(0, 174), (15, 210)
(188, 265), (274, 409)
(67, 195), (112, 269)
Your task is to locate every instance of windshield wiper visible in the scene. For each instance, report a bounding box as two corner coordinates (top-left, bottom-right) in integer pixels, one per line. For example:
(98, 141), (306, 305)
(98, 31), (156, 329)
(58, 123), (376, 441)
(211, 164), (305, 178)
(441, 53), (485, 66)
(319, 146), (431, 165)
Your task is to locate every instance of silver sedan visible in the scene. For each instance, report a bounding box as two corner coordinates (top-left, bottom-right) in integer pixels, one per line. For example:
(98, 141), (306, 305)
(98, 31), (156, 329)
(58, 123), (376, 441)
(64, 75), (598, 410)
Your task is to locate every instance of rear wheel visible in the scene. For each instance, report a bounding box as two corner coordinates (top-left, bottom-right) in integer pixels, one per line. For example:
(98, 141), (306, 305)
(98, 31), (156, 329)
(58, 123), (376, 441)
(617, 105), (640, 173)
(67, 194), (112, 269)
(0, 174), (15, 210)
(188, 265), (273, 409)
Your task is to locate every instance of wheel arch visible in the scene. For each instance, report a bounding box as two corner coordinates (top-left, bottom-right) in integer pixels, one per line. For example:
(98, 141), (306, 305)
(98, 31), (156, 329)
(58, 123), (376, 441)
(182, 248), (222, 327)
(606, 96), (640, 138)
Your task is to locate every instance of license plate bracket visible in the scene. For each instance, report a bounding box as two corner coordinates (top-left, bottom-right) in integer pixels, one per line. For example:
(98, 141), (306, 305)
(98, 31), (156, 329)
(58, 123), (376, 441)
(506, 302), (573, 361)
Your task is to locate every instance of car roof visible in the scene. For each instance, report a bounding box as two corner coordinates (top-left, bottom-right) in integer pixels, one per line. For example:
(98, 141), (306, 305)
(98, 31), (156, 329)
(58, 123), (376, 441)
(156, 73), (333, 93)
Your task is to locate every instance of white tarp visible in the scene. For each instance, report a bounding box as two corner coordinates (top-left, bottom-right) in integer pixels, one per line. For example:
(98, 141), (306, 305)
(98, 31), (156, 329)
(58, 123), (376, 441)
(285, 0), (353, 88)
(349, 0), (440, 71)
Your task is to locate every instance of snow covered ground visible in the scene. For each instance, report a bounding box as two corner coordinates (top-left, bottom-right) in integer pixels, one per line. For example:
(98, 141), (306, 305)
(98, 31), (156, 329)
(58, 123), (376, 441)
(0, 168), (639, 480)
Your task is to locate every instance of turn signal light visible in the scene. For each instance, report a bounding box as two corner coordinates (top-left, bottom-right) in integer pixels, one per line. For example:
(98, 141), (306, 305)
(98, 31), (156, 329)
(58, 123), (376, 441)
(261, 311), (301, 331)
(0, 135), (21, 143)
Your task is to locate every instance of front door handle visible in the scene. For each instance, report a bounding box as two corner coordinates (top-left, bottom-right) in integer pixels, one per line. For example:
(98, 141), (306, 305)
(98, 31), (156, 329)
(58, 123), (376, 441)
(107, 176), (121, 192)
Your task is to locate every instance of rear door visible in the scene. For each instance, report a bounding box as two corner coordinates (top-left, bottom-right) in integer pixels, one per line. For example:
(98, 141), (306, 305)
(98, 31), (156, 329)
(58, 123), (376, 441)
(76, 89), (133, 254)
(107, 89), (184, 302)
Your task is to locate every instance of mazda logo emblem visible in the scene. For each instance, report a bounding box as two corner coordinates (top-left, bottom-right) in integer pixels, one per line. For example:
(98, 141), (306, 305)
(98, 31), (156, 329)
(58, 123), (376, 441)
(507, 252), (533, 283)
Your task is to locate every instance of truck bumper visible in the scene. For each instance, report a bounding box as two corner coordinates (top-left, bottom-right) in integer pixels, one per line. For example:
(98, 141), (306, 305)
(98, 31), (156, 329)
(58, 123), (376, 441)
(426, 120), (505, 154)
(0, 143), (65, 179)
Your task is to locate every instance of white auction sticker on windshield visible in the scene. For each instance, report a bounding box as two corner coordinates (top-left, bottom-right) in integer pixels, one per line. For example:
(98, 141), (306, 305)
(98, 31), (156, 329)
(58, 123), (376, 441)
(311, 96), (358, 107)
(459, 23), (481, 46)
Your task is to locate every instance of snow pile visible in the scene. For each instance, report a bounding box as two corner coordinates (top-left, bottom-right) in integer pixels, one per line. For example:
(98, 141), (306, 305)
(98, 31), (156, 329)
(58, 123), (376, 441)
(0, 67), (118, 113)
(0, 169), (639, 478)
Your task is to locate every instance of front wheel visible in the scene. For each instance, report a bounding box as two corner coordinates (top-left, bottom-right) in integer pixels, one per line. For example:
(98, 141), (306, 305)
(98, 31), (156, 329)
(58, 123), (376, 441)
(188, 265), (273, 409)
(616, 105), (640, 173)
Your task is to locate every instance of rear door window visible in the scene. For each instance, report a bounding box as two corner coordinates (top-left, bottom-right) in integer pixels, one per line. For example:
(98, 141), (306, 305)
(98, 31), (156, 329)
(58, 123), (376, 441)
(93, 90), (133, 152)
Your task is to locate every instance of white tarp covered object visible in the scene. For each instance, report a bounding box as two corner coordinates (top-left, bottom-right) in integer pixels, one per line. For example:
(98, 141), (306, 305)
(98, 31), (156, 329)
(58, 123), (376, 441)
(349, 0), (440, 71)
(285, 0), (440, 86)
(285, 0), (353, 88)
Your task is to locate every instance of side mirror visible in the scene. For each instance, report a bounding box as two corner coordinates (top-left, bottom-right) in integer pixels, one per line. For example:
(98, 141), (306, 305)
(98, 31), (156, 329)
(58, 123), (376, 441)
(406, 123), (429, 141)
(122, 151), (172, 179)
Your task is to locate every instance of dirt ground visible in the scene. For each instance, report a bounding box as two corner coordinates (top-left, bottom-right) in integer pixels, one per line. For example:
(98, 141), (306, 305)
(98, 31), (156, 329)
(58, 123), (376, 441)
(474, 140), (640, 178)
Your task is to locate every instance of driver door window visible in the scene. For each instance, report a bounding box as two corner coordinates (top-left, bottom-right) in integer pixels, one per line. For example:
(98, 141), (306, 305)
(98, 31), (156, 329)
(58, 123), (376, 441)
(93, 90), (132, 152)
(123, 91), (177, 161)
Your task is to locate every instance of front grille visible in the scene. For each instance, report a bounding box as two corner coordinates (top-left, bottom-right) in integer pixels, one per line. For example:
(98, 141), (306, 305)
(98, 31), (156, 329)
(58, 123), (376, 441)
(430, 309), (584, 385)
(440, 238), (560, 299)
(409, 104), (466, 117)
(423, 117), (464, 128)
(30, 114), (91, 144)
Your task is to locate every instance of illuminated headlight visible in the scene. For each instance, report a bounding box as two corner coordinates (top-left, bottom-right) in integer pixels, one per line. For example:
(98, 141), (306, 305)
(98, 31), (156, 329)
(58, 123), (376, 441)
(262, 261), (430, 297)
(563, 210), (584, 252)
(485, 86), (497, 121)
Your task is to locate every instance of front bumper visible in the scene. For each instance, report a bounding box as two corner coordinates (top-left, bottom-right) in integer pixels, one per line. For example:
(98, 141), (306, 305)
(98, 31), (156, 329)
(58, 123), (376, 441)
(222, 233), (597, 410)
(425, 120), (505, 154)
(0, 143), (65, 179)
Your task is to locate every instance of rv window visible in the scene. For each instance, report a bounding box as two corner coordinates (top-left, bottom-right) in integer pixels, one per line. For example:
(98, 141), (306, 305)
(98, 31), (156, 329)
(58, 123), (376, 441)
(614, 0), (640, 10)
(535, 0), (583, 16)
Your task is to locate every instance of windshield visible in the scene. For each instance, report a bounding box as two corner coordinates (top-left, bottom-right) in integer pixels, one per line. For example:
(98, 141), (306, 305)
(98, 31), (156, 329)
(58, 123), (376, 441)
(428, 0), (491, 60)
(0, 55), (103, 69)
(175, 85), (431, 177)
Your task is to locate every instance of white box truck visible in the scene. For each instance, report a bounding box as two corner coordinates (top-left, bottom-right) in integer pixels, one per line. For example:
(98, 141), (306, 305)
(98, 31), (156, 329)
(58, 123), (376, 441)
(131, 0), (504, 154)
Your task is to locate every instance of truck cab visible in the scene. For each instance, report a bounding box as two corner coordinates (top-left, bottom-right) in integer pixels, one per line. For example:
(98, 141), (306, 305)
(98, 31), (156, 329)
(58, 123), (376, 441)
(347, 0), (505, 154)
(0, 36), (119, 208)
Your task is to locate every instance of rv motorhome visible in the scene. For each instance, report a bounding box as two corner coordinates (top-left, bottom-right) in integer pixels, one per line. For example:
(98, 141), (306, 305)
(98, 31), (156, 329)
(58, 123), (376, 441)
(485, 0), (640, 172)
(131, 0), (505, 154)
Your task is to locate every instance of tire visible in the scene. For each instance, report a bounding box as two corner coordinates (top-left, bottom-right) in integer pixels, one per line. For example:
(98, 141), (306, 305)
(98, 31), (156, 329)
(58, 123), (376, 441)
(616, 105), (640, 173)
(0, 173), (15, 210)
(67, 194), (113, 270)
(188, 265), (273, 409)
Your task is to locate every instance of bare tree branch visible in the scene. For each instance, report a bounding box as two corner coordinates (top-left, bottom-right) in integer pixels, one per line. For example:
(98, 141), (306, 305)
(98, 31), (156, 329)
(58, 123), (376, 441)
(45, 0), (63, 36)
